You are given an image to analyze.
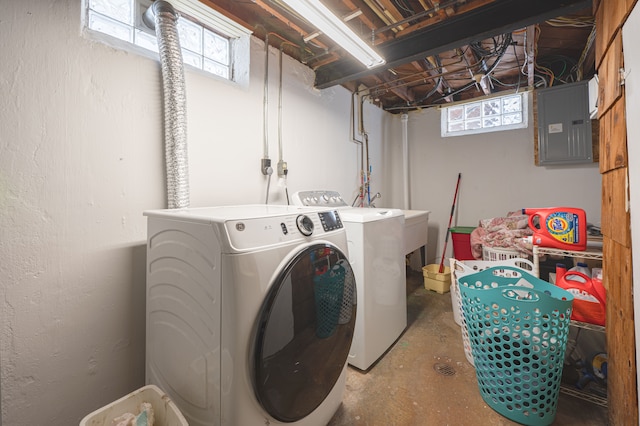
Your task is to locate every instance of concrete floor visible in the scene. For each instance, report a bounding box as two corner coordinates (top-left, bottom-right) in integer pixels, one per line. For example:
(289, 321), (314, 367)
(328, 269), (608, 426)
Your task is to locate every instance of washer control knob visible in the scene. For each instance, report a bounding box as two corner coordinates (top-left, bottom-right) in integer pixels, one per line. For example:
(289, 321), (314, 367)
(296, 214), (314, 236)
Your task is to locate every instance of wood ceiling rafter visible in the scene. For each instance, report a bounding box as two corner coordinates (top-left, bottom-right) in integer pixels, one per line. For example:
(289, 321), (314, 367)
(403, 58), (437, 101)
(314, 0), (591, 89)
(367, 55), (453, 105)
(340, 0), (394, 43)
(199, 0), (335, 65)
(199, 0), (596, 112)
(366, 70), (416, 102)
(252, 0), (329, 48)
(401, 58), (447, 102)
(370, 0), (410, 31)
(392, 0), (490, 37)
(360, 0), (404, 33)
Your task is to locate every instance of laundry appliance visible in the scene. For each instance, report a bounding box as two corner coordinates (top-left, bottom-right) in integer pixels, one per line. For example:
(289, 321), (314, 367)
(144, 205), (356, 426)
(292, 191), (406, 371)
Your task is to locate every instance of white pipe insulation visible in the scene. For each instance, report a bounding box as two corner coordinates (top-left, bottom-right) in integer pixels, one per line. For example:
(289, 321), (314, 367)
(143, 0), (190, 209)
(402, 113), (410, 210)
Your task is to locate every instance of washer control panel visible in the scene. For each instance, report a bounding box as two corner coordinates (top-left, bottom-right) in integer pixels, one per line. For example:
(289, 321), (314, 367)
(291, 190), (349, 207)
(224, 209), (344, 250)
(296, 214), (315, 236)
(317, 210), (343, 231)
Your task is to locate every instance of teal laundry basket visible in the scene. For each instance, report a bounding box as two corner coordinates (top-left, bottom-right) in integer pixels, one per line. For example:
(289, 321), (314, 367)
(458, 266), (574, 426)
(313, 263), (347, 338)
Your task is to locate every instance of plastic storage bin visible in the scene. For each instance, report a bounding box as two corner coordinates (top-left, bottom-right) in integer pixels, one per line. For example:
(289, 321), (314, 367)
(79, 385), (188, 426)
(458, 267), (574, 425)
(450, 226), (476, 260)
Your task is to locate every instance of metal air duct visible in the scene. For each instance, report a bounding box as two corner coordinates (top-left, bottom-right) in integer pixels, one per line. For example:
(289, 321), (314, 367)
(144, 0), (190, 209)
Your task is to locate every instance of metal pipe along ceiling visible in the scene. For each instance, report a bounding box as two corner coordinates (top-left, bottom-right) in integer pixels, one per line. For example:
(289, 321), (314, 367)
(144, 0), (190, 209)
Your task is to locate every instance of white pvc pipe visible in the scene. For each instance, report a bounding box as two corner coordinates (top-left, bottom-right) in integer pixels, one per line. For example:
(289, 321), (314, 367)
(402, 113), (409, 210)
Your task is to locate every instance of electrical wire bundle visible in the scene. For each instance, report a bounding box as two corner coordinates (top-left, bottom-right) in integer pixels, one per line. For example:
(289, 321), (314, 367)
(534, 17), (595, 88)
(384, 32), (517, 111)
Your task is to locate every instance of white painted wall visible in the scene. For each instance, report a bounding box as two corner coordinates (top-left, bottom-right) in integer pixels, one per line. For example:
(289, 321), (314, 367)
(0, 1), (386, 424)
(0, 1), (607, 424)
(383, 104), (602, 264)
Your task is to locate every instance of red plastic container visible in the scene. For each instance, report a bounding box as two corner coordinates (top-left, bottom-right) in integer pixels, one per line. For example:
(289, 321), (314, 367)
(450, 226), (475, 260)
(556, 265), (606, 326)
(523, 207), (587, 251)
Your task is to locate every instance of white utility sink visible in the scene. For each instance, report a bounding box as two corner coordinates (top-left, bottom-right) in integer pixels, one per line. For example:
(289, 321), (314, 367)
(402, 210), (430, 265)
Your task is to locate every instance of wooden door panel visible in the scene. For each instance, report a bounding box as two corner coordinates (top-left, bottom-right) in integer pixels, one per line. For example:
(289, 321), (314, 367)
(599, 95), (628, 173)
(604, 236), (637, 425)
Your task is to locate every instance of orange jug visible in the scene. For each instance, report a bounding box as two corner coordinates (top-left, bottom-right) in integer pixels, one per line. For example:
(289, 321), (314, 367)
(556, 263), (605, 326)
(523, 207), (587, 251)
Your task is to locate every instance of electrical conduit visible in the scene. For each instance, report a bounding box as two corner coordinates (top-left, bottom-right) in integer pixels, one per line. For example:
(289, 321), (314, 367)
(278, 44), (291, 203)
(262, 34), (273, 204)
(350, 92), (364, 206)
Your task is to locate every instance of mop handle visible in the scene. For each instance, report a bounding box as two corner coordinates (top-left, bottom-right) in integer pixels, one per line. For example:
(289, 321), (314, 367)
(439, 173), (461, 273)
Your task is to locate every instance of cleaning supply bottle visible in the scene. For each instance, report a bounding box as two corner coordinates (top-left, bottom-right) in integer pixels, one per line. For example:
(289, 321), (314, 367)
(569, 262), (591, 277)
(555, 262), (606, 325)
(522, 207), (587, 250)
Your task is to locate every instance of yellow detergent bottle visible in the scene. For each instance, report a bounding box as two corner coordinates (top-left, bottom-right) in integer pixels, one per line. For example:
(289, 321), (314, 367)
(522, 207), (587, 251)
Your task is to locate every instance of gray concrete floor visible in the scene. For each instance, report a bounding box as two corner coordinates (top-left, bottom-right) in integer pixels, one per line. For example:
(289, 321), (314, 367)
(328, 269), (608, 426)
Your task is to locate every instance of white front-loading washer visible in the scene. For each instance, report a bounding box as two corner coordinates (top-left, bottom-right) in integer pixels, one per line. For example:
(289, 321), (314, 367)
(144, 205), (356, 426)
(292, 191), (406, 371)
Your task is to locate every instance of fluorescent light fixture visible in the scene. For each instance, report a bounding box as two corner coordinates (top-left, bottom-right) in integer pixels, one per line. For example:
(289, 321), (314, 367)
(279, 0), (385, 68)
(303, 9), (362, 43)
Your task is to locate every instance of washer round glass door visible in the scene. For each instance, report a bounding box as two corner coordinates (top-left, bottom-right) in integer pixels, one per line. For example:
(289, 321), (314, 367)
(252, 243), (356, 422)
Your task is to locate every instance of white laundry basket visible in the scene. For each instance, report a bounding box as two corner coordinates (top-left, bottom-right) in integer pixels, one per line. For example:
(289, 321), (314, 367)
(449, 257), (534, 367)
(80, 385), (188, 426)
(482, 245), (531, 262)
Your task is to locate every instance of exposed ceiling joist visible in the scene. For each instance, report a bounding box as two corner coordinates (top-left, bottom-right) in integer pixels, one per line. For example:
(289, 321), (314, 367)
(200, 0), (596, 112)
(314, 0), (591, 89)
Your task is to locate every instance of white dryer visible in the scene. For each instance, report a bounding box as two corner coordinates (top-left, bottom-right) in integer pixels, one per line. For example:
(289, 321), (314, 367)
(292, 191), (406, 371)
(144, 205), (356, 426)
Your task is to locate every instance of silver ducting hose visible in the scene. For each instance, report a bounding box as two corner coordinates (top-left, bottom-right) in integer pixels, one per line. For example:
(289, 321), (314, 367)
(144, 1), (190, 209)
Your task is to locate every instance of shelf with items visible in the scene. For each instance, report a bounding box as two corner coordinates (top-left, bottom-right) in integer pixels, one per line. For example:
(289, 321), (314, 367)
(561, 321), (608, 408)
(570, 319), (605, 333)
(532, 245), (603, 278)
(559, 385), (607, 408)
(531, 245), (607, 407)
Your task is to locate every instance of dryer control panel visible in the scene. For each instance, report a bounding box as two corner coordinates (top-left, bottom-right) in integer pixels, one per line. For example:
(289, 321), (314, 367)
(291, 190), (349, 208)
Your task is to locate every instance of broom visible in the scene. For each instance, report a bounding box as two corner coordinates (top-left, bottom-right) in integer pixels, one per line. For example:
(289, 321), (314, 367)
(438, 173), (462, 273)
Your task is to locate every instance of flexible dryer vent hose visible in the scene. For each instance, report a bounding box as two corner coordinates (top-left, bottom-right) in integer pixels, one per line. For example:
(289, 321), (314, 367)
(144, 1), (190, 209)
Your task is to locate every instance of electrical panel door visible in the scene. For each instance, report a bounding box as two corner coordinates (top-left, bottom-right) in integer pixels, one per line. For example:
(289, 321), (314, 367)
(537, 80), (593, 165)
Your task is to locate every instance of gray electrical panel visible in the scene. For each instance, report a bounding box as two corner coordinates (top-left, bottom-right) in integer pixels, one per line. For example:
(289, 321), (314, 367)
(537, 80), (593, 165)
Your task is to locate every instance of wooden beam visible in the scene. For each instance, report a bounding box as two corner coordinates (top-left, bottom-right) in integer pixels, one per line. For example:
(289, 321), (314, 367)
(314, 0), (591, 89)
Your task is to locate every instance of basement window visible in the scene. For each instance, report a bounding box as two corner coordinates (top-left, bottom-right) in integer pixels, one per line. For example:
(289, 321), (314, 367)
(82, 0), (251, 86)
(440, 92), (528, 137)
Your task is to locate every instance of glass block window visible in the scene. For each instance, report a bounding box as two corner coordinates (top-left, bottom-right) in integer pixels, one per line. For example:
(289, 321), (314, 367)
(441, 92), (528, 137)
(83, 0), (249, 85)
